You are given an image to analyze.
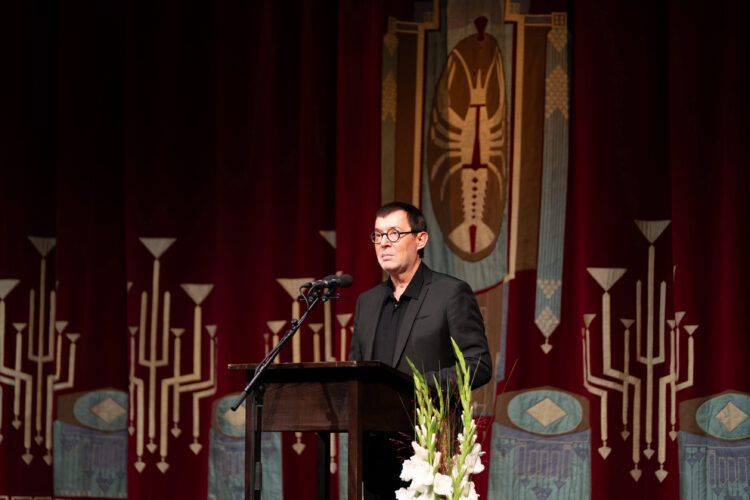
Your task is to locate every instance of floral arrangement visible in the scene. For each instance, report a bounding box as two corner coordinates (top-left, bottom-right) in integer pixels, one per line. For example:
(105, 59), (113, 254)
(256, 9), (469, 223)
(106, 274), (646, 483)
(397, 338), (485, 500)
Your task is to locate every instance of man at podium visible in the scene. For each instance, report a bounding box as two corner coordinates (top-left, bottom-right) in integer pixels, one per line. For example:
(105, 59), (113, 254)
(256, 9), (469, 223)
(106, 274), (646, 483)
(348, 201), (492, 499)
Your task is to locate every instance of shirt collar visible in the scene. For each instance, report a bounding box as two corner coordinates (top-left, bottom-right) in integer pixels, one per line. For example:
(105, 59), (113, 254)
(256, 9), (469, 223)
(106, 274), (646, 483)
(385, 261), (425, 301)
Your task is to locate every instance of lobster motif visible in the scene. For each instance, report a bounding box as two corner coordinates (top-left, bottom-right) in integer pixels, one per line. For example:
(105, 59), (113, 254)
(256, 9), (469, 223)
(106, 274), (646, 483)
(427, 19), (507, 262)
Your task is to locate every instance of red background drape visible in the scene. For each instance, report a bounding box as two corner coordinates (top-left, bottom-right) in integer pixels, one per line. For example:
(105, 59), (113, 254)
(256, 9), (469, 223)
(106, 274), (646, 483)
(1, 1), (748, 499)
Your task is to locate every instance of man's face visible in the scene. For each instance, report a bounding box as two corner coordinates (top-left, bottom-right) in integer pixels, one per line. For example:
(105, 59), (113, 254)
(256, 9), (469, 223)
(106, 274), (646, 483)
(373, 210), (426, 276)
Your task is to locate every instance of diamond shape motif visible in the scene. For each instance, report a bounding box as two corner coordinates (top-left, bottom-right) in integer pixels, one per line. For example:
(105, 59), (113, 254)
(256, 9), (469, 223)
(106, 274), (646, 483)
(225, 406), (246, 430)
(526, 397), (567, 427)
(548, 25), (568, 52)
(535, 307), (560, 337)
(91, 397), (126, 424)
(715, 401), (749, 432)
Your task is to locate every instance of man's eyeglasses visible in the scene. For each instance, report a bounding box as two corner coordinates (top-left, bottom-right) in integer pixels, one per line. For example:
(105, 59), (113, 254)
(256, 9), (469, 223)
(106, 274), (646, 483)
(370, 228), (419, 244)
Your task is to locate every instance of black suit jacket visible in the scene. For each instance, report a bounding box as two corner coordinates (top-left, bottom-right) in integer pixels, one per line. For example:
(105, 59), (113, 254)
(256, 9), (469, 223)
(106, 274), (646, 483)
(348, 264), (492, 389)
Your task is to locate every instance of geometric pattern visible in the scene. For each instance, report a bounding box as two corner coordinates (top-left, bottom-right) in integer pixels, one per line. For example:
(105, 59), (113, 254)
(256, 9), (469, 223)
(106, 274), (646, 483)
(527, 397), (567, 427)
(715, 401), (749, 433)
(488, 424), (591, 499)
(545, 65), (569, 119)
(537, 279), (561, 299)
(382, 71), (397, 122)
(535, 306), (560, 337)
(91, 398), (127, 425)
(548, 16), (568, 52)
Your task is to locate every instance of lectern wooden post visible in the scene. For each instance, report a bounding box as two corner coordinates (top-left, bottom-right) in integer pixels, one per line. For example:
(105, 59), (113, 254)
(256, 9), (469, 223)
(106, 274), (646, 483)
(228, 361), (414, 500)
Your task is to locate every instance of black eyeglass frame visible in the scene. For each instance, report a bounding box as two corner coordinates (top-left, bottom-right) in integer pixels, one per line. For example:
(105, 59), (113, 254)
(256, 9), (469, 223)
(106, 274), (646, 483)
(369, 228), (420, 244)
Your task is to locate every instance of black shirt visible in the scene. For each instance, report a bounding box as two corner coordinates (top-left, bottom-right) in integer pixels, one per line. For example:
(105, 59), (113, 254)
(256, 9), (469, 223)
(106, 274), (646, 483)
(371, 262), (425, 365)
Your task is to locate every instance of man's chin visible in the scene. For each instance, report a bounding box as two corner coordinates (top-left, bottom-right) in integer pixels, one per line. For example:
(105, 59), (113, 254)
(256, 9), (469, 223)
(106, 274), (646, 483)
(379, 262), (398, 274)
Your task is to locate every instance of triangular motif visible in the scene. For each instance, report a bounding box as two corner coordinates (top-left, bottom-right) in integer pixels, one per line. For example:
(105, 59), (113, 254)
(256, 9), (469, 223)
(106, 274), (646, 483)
(276, 278), (314, 300)
(181, 284), (214, 305)
(139, 237), (176, 259)
(583, 314), (596, 328)
(336, 313), (353, 327)
(587, 267), (626, 291)
(675, 311), (686, 325)
(267, 321), (287, 334)
(630, 467), (642, 481)
(0, 279), (20, 300)
(655, 468), (668, 482)
(28, 236), (56, 257)
(318, 230), (336, 249)
(634, 220), (671, 244)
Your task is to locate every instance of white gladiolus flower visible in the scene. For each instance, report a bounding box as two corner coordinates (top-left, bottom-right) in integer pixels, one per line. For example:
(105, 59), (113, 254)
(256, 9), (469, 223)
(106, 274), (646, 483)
(400, 455), (434, 491)
(412, 442), (429, 461)
(395, 487), (416, 500)
(401, 341), (484, 499)
(462, 481), (479, 500)
(433, 472), (453, 496)
(465, 443), (485, 474)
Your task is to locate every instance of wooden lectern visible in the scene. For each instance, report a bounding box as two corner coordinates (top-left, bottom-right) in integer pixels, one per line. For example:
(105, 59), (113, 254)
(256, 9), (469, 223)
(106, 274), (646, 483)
(228, 361), (414, 500)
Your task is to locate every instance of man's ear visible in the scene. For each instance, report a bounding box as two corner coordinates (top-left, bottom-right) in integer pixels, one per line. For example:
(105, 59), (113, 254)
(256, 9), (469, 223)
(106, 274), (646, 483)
(416, 232), (429, 250)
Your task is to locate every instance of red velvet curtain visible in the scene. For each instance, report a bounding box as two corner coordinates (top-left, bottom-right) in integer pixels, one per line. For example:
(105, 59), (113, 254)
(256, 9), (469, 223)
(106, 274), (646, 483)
(564, 1), (750, 497)
(2, 1), (749, 499)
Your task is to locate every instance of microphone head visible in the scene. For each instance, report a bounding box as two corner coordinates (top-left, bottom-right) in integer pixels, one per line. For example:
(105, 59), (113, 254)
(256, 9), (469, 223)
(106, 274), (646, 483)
(334, 274), (354, 288)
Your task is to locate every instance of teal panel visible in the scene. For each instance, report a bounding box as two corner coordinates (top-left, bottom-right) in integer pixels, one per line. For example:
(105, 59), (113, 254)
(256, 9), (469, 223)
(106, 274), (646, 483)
(53, 421), (127, 498)
(73, 389), (128, 431)
(209, 396), (282, 500)
(215, 395), (246, 437)
(508, 390), (582, 435)
(534, 22), (570, 332)
(207, 429), (283, 500)
(696, 394), (750, 440)
(338, 433), (348, 500)
(679, 431), (750, 499)
(488, 423), (590, 500)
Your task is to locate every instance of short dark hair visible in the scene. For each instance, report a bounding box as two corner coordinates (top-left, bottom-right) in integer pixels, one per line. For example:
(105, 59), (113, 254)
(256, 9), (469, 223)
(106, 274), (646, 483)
(375, 202), (427, 258)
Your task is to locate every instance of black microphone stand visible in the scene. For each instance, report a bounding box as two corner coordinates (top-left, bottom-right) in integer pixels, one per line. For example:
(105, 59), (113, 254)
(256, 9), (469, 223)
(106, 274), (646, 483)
(231, 284), (342, 500)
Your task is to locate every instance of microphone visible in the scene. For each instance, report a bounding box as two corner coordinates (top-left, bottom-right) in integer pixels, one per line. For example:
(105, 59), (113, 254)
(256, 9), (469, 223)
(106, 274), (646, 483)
(302, 274), (354, 289)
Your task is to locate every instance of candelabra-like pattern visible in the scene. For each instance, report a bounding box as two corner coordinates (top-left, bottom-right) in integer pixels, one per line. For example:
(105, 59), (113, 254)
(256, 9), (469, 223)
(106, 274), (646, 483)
(128, 237), (217, 473)
(582, 220), (696, 482)
(260, 276), (353, 462)
(0, 237), (78, 466)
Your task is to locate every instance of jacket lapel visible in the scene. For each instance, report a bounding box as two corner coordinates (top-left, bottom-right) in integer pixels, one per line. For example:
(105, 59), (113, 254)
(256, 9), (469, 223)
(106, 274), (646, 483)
(391, 266), (433, 366)
(362, 283), (389, 361)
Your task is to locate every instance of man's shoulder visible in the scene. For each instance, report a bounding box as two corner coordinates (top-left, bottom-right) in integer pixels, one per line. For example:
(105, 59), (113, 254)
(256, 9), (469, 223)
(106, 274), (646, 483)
(425, 266), (468, 286)
(358, 281), (388, 302)
(424, 266), (472, 292)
